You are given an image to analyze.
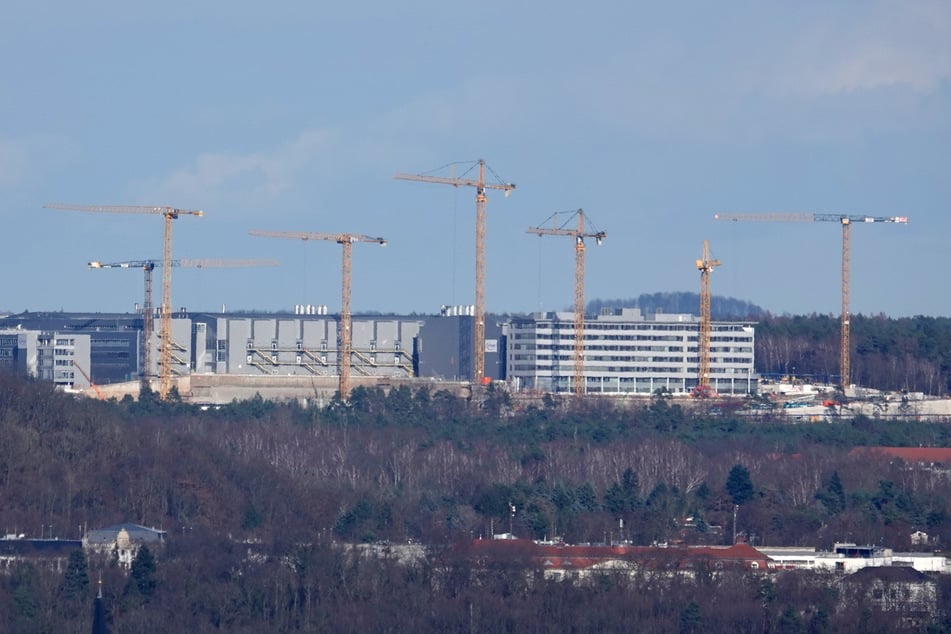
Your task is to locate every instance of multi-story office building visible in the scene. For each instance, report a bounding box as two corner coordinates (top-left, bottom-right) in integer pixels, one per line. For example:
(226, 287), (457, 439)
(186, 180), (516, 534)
(506, 307), (756, 395)
(0, 329), (92, 389)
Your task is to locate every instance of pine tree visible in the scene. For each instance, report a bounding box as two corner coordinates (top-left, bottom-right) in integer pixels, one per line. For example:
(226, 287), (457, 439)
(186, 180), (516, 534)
(129, 545), (157, 598)
(726, 464), (754, 506)
(61, 549), (89, 600)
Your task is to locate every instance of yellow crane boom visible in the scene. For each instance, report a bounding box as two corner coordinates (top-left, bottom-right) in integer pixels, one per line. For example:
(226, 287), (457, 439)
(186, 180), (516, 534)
(88, 258), (279, 392)
(395, 159), (515, 384)
(46, 203), (202, 398)
(249, 229), (386, 400)
(715, 212), (907, 389)
(695, 240), (721, 394)
(527, 209), (605, 396)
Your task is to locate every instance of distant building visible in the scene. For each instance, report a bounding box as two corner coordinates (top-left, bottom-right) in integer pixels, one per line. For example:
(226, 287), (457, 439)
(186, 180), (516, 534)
(759, 542), (946, 574)
(83, 523), (167, 569)
(0, 328), (92, 389)
(0, 536), (82, 573)
(505, 308), (756, 395)
(465, 538), (771, 581)
(194, 313), (421, 380)
(0, 313), (139, 384)
(2, 308), (755, 398)
(840, 566), (937, 626)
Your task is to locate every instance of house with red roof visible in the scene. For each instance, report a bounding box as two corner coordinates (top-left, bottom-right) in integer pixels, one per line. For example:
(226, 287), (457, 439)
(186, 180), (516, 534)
(464, 537), (772, 581)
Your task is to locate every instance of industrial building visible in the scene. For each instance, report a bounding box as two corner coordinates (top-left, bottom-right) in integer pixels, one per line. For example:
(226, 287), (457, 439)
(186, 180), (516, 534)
(505, 307), (756, 395)
(0, 306), (756, 399)
(0, 309), (505, 389)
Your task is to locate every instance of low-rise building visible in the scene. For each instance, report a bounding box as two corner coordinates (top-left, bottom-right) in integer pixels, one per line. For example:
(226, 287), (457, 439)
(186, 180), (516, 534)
(83, 523), (167, 569)
(0, 536), (82, 574)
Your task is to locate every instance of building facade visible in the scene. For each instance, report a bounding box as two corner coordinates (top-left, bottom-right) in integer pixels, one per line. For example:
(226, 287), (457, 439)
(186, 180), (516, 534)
(506, 307), (756, 395)
(0, 328), (92, 389)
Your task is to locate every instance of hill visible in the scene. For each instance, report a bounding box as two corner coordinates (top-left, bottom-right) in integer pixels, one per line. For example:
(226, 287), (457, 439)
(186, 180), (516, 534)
(588, 292), (766, 320)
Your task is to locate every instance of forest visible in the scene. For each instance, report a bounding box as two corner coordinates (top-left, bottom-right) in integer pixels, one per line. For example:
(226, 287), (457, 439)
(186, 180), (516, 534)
(3, 371), (951, 631)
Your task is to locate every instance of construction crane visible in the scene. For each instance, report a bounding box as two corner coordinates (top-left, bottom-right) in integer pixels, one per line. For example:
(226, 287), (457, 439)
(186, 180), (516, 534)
(248, 230), (386, 400)
(394, 159), (515, 384)
(714, 212), (908, 389)
(88, 258), (280, 392)
(45, 204), (203, 398)
(695, 240), (721, 395)
(71, 360), (105, 400)
(527, 209), (605, 396)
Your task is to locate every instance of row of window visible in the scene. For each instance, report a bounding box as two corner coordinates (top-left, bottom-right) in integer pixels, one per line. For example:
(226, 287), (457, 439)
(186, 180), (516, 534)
(512, 364), (752, 376)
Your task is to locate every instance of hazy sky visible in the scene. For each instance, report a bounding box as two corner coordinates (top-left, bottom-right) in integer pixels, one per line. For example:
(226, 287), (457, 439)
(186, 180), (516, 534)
(2, 1), (949, 317)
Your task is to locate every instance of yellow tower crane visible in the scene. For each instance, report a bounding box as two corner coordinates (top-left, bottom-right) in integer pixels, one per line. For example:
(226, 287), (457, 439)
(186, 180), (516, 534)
(527, 209), (605, 396)
(695, 240), (721, 396)
(714, 212), (908, 390)
(394, 159), (515, 384)
(88, 258), (280, 392)
(45, 204), (202, 398)
(248, 230), (386, 400)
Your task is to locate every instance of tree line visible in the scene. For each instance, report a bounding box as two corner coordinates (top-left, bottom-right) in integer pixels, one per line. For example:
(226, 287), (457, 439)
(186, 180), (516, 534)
(3, 371), (951, 631)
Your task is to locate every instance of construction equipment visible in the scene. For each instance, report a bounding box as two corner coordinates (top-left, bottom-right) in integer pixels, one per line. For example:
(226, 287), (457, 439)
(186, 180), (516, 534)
(45, 204), (203, 398)
(88, 258), (280, 392)
(527, 209), (605, 396)
(71, 360), (105, 400)
(395, 159), (515, 384)
(695, 240), (721, 395)
(714, 212), (908, 389)
(248, 230), (386, 400)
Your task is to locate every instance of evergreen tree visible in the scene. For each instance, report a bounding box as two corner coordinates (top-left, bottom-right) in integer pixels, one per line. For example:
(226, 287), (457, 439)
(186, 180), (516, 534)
(129, 546), (157, 598)
(726, 464), (754, 506)
(61, 549), (89, 600)
(817, 471), (846, 515)
(680, 600), (702, 633)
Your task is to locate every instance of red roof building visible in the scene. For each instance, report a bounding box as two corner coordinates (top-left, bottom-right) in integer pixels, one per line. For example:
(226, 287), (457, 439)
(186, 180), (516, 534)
(464, 538), (772, 579)
(850, 447), (951, 465)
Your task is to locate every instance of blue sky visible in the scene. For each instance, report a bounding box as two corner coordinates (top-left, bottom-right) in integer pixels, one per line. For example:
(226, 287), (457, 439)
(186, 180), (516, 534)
(2, 1), (949, 317)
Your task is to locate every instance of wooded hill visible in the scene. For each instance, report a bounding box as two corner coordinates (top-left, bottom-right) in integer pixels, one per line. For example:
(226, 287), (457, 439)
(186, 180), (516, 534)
(3, 371), (951, 631)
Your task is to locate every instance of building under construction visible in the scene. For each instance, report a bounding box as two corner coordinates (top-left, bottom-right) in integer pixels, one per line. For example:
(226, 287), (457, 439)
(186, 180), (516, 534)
(0, 308), (505, 392)
(0, 306), (754, 400)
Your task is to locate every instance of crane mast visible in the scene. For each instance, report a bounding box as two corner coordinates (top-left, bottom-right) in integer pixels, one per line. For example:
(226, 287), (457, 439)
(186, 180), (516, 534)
(527, 209), (605, 396)
(46, 203), (202, 398)
(395, 159), (515, 384)
(249, 229), (386, 400)
(715, 212), (907, 389)
(696, 240), (721, 393)
(89, 258), (279, 392)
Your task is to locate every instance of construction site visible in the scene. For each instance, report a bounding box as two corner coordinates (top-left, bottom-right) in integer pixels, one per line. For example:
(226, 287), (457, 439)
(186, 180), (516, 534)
(0, 161), (935, 417)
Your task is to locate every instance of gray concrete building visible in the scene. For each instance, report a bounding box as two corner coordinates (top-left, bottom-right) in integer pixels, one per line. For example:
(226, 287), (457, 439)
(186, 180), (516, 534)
(506, 307), (756, 395)
(193, 313), (421, 380)
(0, 328), (92, 389)
(0, 313), (140, 384)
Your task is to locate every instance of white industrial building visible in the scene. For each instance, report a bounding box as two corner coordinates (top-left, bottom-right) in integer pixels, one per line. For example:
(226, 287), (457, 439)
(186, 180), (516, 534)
(505, 307), (756, 395)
